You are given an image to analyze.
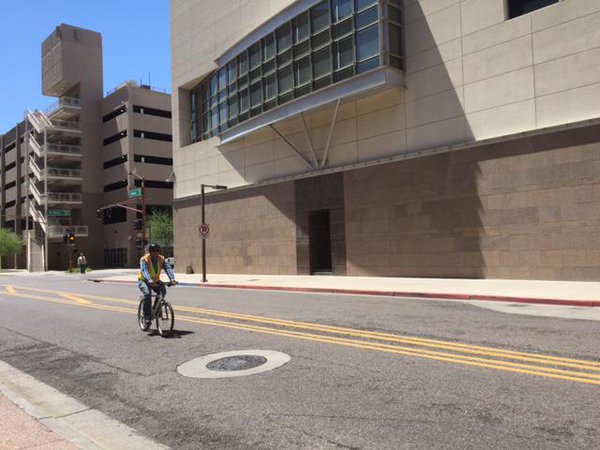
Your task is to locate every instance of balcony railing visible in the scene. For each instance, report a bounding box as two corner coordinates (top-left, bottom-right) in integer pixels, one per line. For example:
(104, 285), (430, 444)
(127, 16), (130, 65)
(46, 192), (83, 203)
(47, 143), (81, 156)
(44, 97), (81, 116)
(46, 168), (82, 179)
(49, 119), (80, 131)
(47, 225), (88, 238)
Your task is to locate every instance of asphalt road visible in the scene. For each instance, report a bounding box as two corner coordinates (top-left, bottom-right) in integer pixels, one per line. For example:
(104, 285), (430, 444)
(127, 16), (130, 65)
(0, 273), (599, 449)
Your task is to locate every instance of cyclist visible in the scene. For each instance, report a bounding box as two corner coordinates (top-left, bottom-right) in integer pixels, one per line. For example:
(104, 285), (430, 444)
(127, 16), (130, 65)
(138, 243), (177, 327)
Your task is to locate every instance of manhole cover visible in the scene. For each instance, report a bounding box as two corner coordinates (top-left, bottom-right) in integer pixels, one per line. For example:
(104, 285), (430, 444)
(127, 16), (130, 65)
(206, 355), (267, 371)
(177, 350), (291, 379)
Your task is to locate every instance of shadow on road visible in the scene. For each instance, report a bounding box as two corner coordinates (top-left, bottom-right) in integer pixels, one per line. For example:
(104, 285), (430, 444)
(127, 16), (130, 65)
(147, 329), (194, 339)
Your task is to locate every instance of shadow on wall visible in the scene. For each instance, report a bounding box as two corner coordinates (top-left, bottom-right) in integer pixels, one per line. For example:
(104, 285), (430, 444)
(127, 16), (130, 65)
(345, 2), (481, 278)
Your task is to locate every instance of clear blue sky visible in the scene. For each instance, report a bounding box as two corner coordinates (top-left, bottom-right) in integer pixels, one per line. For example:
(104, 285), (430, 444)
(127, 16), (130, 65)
(0, 0), (171, 133)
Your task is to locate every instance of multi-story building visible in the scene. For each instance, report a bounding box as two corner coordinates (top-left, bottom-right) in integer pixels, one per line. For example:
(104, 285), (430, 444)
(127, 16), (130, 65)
(171, 0), (600, 281)
(0, 24), (172, 271)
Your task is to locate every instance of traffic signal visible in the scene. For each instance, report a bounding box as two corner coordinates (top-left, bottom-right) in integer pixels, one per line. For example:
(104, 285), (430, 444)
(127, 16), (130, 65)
(68, 232), (75, 243)
(134, 219), (143, 231)
(135, 238), (148, 249)
(97, 209), (103, 223)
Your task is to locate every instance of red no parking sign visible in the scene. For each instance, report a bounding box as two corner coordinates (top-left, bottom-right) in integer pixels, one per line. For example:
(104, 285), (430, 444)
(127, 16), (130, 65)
(199, 223), (210, 239)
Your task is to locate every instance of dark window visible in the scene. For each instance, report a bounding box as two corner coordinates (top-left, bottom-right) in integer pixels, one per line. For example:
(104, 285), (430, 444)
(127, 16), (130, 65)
(102, 206), (127, 224)
(4, 142), (16, 153)
(134, 179), (173, 190)
(103, 130), (127, 146)
(102, 105), (127, 123)
(5, 181), (16, 190)
(133, 130), (172, 142)
(5, 162), (16, 171)
(132, 105), (172, 119)
(103, 154), (128, 169)
(508, 0), (559, 18)
(5, 200), (16, 208)
(134, 154), (173, 165)
(103, 180), (128, 192)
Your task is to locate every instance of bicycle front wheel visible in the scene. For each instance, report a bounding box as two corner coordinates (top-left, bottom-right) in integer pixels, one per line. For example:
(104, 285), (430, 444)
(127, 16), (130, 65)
(156, 301), (174, 337)
(138, 300), (149, 332)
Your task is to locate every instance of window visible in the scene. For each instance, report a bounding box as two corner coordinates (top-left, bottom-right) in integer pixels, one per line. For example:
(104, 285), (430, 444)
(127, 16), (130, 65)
(102, 206), (127, 224)
(103, 180), (127, 192)
(133, 129), (172, 142)
(5, 181), (16, 190)
(103, 154), (128, 169)
(103, 105), (127, 122)
(311, 1), (330, 33)
(333, 0), (353, 22)
(5, 162), (16, 171)
(134, 179), (173, 190)
(133, 105), (171, 118)
(508, 0), (559, 18)
(103, 130), (127, 146)
(189, 0), (403, 143)
(134, 154), (173, 165)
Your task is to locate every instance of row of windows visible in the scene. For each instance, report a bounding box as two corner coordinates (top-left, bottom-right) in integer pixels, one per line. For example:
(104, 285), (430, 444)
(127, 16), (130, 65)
(134, 154), (173, 165)
(102, 206), (127, 224)
(5, 181), (16, 190)
(103, 154), (128, 169)
(102, 104), (172, 123)
(133, 178), (173, 190)
(103, 130), (127, 146)
(133, 129), (173, 142)
(190, 0), (403, 143)
(133, 105), (172, 119)
(5, 162), (16, 171)
(5, 200), (16, 208)
(104, 178), (174, 193)
(102, 105), (127, 123)
(102, 153), (173, 169)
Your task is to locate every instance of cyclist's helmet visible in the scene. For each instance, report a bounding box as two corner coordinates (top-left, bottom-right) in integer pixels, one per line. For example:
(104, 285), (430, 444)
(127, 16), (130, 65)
(148, 243), (161, 253)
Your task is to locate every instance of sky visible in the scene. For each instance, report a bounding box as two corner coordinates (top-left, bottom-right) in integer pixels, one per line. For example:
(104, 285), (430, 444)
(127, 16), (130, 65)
(0, 0), (171, 133)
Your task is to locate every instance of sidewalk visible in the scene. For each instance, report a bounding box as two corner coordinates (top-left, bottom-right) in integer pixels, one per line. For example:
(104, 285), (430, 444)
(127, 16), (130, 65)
(0, 393), (78, 450)
(88, 270), (600, 307)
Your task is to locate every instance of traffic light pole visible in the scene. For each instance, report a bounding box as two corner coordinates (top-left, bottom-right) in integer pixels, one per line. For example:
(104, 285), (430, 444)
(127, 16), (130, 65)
(141, 179), (147, 255)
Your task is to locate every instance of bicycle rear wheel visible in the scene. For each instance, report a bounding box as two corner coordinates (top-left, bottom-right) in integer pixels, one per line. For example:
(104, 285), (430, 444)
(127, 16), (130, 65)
(156, 301), (174, 337)
(138, 300), (149, 331)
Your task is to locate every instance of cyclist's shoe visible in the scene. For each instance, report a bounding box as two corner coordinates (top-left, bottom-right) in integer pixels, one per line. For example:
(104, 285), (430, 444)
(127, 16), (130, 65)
(144, 318), (152, 328)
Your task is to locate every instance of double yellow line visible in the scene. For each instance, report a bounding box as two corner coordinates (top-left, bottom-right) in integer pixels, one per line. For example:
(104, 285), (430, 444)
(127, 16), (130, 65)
(3, 285), (600, 386)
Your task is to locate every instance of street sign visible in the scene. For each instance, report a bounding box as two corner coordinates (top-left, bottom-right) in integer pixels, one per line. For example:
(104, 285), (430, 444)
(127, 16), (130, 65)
(128, 188), (142, 199)
(48, 210), (71, 217)
(199, 223), (210, 239)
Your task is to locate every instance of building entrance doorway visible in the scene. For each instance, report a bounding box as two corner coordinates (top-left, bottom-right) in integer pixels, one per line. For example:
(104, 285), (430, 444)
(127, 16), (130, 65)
(309, 210), (332, 274)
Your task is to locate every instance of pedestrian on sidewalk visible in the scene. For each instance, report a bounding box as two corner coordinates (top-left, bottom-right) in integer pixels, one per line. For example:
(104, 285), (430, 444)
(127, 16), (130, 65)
(77, 252), (87, 274)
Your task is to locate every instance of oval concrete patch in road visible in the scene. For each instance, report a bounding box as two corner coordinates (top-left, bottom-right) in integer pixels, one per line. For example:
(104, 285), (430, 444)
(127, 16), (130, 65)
(177, 350), (291, 379)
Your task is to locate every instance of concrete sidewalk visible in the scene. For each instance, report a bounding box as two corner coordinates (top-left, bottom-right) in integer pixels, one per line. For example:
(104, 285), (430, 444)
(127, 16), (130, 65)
(86, 270), (600, 307)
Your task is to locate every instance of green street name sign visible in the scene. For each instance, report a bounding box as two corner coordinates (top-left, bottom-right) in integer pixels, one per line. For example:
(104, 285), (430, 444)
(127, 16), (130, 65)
(128, 188), (142, 199)
(48, 210), (72, 217)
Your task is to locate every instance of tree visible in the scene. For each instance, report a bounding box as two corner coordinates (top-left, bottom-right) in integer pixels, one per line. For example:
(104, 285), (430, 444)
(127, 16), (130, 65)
(0, 228), (24, 258)
(147, 210), (173, 247)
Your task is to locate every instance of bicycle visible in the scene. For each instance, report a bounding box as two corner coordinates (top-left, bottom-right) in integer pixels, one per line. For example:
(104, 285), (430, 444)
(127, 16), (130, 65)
(137, 280), (176, 337)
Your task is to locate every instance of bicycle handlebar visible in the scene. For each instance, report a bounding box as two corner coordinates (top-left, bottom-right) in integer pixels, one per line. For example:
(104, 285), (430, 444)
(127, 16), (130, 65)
(151, 280), (178, 287)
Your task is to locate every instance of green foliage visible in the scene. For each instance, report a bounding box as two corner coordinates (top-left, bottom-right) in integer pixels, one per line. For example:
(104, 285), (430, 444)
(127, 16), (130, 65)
(0, 228), (24, 258)
(147, 210), (173, 247)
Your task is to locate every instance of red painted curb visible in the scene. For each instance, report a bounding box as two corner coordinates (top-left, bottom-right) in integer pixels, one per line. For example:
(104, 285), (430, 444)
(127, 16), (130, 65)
(90, 279), (600, 307)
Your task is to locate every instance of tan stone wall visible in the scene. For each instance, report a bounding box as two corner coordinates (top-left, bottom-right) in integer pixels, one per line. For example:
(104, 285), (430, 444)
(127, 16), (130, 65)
(345, 126), (600, 281)
(174, 181), (296, 274)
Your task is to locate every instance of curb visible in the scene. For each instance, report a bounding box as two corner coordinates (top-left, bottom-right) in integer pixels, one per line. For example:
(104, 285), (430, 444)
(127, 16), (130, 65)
(87, 279), (600, 308)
